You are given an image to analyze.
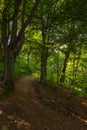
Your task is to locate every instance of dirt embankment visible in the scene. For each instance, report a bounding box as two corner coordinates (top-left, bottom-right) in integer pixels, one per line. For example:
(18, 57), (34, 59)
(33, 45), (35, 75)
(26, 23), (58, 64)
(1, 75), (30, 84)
(0, 76), (87, 130)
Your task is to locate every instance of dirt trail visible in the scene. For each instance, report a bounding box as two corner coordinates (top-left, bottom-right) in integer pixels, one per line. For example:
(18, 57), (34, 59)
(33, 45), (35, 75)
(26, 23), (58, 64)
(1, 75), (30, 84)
(0, 76), (87, 130)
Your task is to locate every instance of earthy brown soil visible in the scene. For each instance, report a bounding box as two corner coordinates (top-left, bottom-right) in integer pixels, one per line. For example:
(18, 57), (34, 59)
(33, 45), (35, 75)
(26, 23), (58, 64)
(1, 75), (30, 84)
(0, 76), (87, 130)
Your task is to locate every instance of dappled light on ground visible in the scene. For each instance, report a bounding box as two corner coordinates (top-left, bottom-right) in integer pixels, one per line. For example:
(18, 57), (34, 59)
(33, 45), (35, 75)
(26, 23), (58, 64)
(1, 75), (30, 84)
(14, 119), (31, 129)
(81, 101), (87, 107)
(0, 76), (87, 130)
(0, 109), (3, 115)
(30, 99), (40, 105)
(71, 112), (87, 124)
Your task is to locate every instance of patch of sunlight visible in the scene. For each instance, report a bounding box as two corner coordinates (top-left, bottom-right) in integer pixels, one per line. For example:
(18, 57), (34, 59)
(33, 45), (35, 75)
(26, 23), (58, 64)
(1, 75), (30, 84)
(0, 109), (3, 115)
(14, 119), (31, 130)
(74, 87), (82, 92)
(31, 99), (40, 105)
(7, 115), (15, 120)
(32, 73), (39, 77)
(81, 101), (87, 107)
(72, 113), (87, 124)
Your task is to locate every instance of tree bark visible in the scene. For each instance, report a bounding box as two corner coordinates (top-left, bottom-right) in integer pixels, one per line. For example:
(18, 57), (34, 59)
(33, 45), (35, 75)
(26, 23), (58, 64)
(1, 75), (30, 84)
(60, 50), (70, 83)
(3, 47), (15, 93)
(40, 15), (48, 83)
(1, 0), (39, 92)
(40, 46), (48, 83)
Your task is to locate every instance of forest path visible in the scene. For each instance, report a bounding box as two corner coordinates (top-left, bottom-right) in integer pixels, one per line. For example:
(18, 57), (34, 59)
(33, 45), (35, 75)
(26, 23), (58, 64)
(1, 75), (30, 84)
(0, 76), (87, 130)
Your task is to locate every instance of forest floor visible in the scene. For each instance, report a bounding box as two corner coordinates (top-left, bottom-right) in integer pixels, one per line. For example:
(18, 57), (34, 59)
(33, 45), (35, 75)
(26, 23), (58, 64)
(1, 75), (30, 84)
(0, 76), (87, 130)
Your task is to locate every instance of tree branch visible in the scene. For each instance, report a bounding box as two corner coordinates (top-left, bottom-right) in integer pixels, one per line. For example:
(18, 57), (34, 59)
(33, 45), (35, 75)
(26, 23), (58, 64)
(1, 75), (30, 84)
(10, 0), (39, 49)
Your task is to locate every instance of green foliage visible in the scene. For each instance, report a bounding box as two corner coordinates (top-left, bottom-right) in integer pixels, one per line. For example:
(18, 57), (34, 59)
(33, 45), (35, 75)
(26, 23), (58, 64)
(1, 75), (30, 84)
(0, 0), (4, 11)
(47, 51), (64, 82)
(15, 57), (33, 77)
(0, 0), (87, 97)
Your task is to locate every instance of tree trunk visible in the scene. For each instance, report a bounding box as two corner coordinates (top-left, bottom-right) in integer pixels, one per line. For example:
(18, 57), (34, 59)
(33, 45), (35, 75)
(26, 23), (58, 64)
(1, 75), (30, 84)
(1, 0), (39, 93)
(3, 47), (15, 93)
(40, 46), (48, 83)
(60, 51), (70, 83)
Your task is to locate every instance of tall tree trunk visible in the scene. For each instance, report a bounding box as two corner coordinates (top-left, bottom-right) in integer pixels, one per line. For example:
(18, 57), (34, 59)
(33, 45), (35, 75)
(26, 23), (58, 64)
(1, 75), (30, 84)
(60, 51), (70, 83)
(3, 47), (15, 93)
(40, 14), (48, 83)
(74, 46), (82, 81)
(1, 0), (39, 93)
(40, 46), (48, 83)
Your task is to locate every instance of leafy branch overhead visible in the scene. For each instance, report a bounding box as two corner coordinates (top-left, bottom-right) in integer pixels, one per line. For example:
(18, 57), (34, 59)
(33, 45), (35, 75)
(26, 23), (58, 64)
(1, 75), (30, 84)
(0, 0), (87, 94)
